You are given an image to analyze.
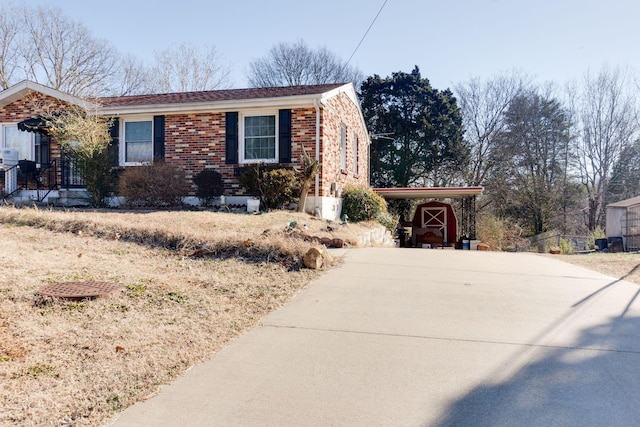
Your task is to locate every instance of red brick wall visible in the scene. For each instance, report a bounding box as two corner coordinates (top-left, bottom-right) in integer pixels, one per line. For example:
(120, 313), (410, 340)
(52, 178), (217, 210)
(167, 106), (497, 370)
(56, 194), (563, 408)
(319, 92), (369, 197)
(163, 108), (320, 196)
(1, 89), (370, 201)
(0, 93), (64, 187)
(147, 93), (369, 199)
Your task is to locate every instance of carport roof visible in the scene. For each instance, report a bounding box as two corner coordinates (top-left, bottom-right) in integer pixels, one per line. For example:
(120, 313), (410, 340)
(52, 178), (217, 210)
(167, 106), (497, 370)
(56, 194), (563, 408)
(373, 187), (483, 199)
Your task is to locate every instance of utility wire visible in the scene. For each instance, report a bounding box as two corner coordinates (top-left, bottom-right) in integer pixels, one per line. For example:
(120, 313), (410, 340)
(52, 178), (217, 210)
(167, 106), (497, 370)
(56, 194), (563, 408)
(344, 0), (389, 67)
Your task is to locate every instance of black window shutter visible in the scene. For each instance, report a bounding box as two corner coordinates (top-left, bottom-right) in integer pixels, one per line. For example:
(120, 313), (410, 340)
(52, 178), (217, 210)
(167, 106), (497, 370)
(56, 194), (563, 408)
(225, 112), (239, 164)
(109, 118), (119, 166)
(278, 109), (292, 163)
(153, 115), (165, 161)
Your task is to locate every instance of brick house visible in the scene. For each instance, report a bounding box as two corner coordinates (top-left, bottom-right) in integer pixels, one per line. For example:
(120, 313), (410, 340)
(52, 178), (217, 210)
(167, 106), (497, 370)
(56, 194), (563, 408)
(0, 80), (370, 219)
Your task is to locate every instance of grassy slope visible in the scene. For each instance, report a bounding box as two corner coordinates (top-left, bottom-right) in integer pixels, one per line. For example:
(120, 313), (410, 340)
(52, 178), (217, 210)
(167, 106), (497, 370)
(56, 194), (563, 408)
(0, 207), (379, 426)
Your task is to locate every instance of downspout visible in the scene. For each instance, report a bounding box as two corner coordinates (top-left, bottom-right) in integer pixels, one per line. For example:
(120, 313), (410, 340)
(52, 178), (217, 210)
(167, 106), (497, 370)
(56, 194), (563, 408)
(314, 99), (321, 217)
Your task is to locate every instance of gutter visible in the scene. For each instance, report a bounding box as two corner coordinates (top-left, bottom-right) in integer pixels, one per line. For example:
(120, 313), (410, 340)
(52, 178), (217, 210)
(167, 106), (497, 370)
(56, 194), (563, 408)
(98, 91), (342, 116)
(314, 99), (321, 216)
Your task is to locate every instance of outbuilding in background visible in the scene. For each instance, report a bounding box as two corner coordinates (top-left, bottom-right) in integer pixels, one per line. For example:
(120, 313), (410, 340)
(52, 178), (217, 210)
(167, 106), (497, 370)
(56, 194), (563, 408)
(606, 195), (640, 252)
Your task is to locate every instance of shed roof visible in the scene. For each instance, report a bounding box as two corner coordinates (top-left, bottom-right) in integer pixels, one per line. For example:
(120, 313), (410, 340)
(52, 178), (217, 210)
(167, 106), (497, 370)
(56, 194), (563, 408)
(607, 195), (640, 208)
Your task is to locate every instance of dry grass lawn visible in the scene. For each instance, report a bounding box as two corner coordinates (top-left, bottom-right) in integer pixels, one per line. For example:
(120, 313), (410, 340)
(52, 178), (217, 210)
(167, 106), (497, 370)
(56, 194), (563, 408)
(0, 206), (380, 426)
(548, 251), (640, 285)
(2, 205), (638, 426)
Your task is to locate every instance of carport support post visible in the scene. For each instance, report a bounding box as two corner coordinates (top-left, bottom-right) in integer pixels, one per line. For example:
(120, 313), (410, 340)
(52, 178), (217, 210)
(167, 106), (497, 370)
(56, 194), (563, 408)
(461, 196), (477, 240)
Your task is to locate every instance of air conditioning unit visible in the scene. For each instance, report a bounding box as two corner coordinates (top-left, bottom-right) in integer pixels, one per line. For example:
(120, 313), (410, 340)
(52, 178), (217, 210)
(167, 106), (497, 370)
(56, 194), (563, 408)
(1, 148), (19, 195)
(0, 148), (19, 170)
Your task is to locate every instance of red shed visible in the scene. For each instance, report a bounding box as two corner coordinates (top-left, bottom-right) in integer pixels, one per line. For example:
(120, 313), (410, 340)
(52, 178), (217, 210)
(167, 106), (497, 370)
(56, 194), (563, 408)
(411, 201), (458, 246)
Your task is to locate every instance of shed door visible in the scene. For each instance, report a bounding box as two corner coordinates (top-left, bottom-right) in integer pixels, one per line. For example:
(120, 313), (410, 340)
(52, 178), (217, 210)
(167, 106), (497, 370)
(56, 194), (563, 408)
(421, 207), (448, 242)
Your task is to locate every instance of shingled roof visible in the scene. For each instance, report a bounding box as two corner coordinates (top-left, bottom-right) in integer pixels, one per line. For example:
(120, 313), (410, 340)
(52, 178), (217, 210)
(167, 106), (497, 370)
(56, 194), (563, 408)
(99, 83), (347, 107)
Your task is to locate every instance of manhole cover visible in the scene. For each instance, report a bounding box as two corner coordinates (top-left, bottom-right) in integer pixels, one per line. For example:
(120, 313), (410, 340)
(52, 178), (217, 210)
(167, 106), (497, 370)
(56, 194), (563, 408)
(36, 281), (122, 299)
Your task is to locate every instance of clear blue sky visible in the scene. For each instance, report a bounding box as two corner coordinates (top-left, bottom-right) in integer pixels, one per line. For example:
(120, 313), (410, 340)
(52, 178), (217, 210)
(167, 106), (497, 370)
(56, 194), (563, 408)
(26, 0), (640, 90)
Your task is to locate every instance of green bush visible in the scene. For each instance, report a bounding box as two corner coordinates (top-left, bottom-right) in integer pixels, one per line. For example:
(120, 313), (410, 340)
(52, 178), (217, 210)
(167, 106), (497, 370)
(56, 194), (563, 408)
(587, 227), (606, 250)
(193, 168), (225, 206)
(341, 185), (388, 223)
(559, 238), (576, 254)
(118, 162), (188, 208)
(239, 164), (297, 211)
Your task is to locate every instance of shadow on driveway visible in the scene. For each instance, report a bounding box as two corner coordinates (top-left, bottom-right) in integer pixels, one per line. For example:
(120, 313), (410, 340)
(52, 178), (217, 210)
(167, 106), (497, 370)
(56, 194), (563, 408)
(434, 275), (640, 426)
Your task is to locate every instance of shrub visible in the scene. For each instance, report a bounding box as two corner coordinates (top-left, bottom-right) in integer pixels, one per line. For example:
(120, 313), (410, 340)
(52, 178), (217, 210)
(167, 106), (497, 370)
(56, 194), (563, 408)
(75, 147), (116, 207)
(118, 162), (188, 208)
(193, 169), (225, 206)
(477, 215), (504, 250)
(296, 150), (319, 213)
(587, 227), (606, 250)
(559, 238), (576, 254)
(374, 210), (399, 231)
(341, 185), (388, 223)
(239, 164), (297, 211)
(477, 214), (529, 251)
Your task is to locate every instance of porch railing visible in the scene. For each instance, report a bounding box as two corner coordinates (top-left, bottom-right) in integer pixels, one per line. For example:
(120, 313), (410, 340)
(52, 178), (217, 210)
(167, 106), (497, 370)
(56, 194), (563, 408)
(1, 160), (58, 203)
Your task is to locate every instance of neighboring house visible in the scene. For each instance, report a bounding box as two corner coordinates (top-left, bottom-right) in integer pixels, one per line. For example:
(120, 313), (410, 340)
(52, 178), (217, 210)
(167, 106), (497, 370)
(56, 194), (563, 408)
(0, 80), (370, 219)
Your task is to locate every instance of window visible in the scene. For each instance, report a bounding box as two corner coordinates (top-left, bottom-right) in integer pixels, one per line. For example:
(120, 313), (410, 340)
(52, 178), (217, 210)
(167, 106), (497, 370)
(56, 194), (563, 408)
(123, 119), (153, 164)
(1, 124), (33, 161)
(353, 134), (358, 175)
(241, 113), (277, 162)
(340, 124), (347, 170)
(35, 134), (50, 165)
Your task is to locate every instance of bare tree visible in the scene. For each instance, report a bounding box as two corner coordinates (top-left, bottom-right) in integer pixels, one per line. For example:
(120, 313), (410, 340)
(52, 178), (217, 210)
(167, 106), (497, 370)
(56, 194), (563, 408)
(0, 3), (20, 89)
(454, 71), (531, 186)
(28, 94), (114, 206)
(247, 39), (363, 88)
(568, 66), (638, 230)
(17, 5), (117, 96)
(146, 43), (232, 93)
(107, 54), (150, 96)
(490, 89), (574, 235)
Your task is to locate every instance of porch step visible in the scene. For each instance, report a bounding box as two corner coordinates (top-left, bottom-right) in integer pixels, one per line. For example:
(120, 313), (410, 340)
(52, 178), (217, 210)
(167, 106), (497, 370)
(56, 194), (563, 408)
(50, 189), (92, 207)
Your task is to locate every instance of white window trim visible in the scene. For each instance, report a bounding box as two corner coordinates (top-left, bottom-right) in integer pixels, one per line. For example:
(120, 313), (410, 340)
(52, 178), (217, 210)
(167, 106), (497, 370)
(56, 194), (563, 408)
(1, 123), (35, 161)
(120, 116), (154, 166)
(239, 110), (279, 164)
(340, 124), (347, 171)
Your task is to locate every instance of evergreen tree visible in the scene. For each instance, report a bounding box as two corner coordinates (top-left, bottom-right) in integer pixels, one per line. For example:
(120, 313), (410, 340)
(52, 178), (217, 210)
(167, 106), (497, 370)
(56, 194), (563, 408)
(359, 67), (468, 189)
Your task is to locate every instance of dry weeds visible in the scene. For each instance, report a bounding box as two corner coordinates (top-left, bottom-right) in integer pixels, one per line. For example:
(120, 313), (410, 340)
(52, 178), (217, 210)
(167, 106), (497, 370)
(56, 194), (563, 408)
(0, 206), (381, 426)
(6, 205), (636, 426)
(548, 251), (640, 285)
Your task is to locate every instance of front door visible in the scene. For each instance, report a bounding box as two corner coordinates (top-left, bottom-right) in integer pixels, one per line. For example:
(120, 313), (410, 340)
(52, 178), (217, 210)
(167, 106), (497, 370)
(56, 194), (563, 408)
(421, 207), (448, 243)
(61, 150), (84, 188)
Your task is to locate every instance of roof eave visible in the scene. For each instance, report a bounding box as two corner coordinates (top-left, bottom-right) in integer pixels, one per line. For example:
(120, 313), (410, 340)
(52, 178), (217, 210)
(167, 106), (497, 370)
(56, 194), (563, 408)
(98, 91), (337, 116)
(606, 195), (640, 208)
(0, 80), (97, 109)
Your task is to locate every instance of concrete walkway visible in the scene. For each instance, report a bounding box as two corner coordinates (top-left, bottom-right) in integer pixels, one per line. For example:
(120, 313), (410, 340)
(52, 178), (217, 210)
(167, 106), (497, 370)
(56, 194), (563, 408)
(111, 248), (640, 426)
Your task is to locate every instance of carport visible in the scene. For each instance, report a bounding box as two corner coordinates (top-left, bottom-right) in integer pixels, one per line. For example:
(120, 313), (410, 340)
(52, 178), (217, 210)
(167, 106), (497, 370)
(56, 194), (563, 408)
(373, 186), (483, 248)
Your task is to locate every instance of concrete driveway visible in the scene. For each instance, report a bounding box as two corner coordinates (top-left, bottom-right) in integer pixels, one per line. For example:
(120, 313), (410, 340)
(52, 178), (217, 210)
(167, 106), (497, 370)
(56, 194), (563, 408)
(112, 248), (640, 426)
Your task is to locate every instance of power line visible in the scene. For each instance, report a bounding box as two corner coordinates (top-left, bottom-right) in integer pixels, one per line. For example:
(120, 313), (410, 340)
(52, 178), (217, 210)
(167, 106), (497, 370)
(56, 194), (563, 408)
(344, 0), (389, 68)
